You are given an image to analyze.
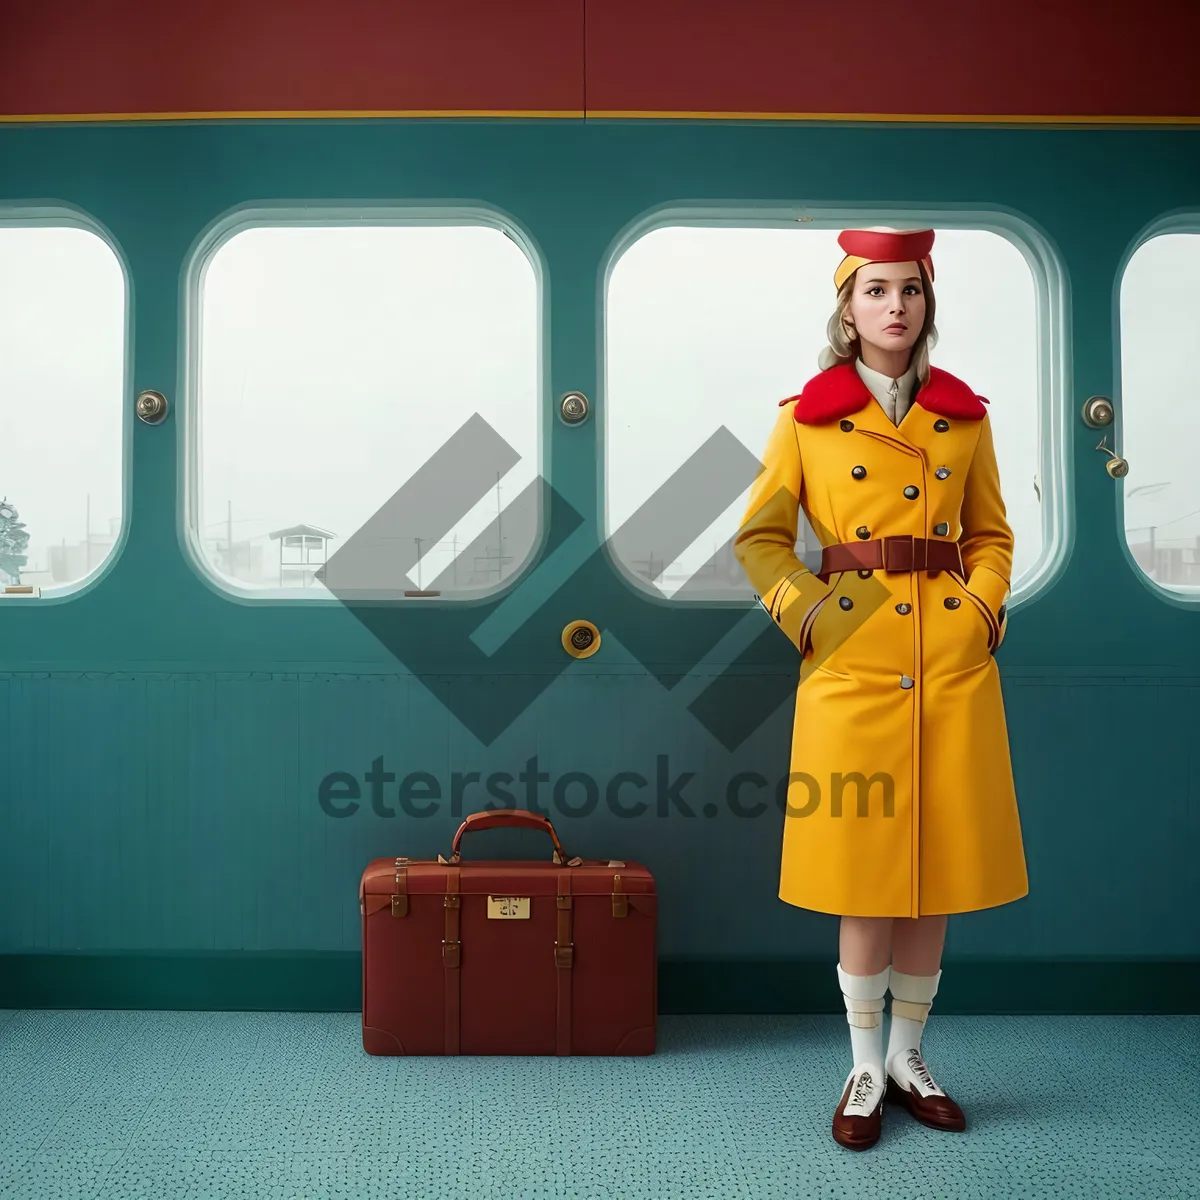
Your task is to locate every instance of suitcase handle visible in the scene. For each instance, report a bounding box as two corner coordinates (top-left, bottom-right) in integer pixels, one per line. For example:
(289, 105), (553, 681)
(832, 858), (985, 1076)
(448, 808), (569, 864)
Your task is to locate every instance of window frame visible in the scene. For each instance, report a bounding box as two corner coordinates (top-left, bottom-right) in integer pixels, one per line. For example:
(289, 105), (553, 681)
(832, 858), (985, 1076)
(597, 203), (1070, 613)
(179, 203), (548, 606)
(1114, 211), (1200, 606)
(0, 205), (132, 605)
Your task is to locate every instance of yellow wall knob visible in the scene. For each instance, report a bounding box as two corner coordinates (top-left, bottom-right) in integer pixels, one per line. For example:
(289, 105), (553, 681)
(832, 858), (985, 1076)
(561, 620), (601, 659)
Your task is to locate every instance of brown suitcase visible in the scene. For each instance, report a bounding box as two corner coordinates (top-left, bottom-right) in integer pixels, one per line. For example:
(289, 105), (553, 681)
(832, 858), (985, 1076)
(359, 809), (657, 1055)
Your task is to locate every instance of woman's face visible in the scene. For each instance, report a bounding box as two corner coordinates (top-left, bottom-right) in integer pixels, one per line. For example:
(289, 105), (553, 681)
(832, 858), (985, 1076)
(845, 260), (926, 361)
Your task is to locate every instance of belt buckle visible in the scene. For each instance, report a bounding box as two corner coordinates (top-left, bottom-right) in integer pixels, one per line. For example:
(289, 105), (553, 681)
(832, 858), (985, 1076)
(882, 535), (914, 572)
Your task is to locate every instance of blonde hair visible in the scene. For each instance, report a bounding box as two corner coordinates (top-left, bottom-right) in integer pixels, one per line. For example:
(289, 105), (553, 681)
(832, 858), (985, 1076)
(817, 261), (938, 384)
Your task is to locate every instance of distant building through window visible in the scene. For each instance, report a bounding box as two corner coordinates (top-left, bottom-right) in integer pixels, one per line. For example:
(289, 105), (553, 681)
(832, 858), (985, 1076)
(270, 524), (334, 588)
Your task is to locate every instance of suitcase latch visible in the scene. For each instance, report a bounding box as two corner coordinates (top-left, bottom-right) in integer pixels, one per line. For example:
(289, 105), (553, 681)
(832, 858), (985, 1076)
(391, 895), (407, 917)
(487, 896), (530, 919)
(554, 942), (574, 968)
(442, 939), (461, 968)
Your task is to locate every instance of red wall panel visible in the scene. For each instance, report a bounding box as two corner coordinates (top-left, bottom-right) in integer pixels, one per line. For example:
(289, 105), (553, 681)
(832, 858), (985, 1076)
(0, 0), (1195, 122)
(585, 0), (1200, 121)
(0, 0), (585, 118)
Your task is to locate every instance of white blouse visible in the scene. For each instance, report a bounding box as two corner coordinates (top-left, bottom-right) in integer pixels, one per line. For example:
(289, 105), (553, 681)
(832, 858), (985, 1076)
(855, 357), (918, 426)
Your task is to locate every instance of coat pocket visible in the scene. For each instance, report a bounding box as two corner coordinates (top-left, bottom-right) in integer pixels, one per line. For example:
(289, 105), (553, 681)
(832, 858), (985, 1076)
(760, 571), (832, 655)
(948, 571), (998, 653)
(799, 580), (838, 658)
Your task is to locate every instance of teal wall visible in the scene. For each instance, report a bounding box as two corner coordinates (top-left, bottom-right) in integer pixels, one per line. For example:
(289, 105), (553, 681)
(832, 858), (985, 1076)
(1, 122), (1197, 1011)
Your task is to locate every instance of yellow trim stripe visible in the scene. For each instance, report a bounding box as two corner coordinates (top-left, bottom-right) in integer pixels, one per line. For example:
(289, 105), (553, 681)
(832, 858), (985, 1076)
(0, 110), (585, 123)
(0, 109), (1197, 126)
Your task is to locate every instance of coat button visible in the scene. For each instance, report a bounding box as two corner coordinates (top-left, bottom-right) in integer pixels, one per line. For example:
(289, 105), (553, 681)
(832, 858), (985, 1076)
(839, 596), (854, 610)
(934, 419), (950, 432)
(840, 419), (854, 431)
(858, 568), (873, 578)
(935, 467), (951, 479)
(852, 465), (867, 479)
(934, 522), (949, 535)
(895, 603), (911, 614)
(944, 597), (961, 609)
(904, 485), (920, 499)
(856, 526), (870, 539)
(900, 675), (914, 689)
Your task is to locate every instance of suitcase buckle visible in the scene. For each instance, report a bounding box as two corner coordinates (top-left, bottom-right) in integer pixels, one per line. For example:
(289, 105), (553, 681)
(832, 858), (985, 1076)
(554, 942), (574, 968)
(442, 939), (461, 969)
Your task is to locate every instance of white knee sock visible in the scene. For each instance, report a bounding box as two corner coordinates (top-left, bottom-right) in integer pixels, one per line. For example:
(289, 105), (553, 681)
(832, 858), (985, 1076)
(837, 962), (891, 1073)
(886, 968), (944, 1093)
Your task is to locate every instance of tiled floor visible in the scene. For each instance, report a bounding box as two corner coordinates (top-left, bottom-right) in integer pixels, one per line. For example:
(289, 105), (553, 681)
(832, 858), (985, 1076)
(0, 1009), (1195, 1199)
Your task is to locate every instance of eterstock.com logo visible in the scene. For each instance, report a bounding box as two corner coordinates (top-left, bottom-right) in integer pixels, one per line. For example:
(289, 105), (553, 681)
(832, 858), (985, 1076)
(315, 413), (886, 749)
(317, 755), (897, 821)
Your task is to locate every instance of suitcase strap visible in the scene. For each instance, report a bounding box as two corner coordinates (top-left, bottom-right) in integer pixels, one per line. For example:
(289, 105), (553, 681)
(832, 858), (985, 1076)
(443, 869), (461, 1055)
(555, 873), (574, 1057)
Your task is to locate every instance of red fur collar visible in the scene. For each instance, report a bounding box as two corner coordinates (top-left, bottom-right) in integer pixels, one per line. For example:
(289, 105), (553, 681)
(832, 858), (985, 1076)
(780, 364), (989, 424)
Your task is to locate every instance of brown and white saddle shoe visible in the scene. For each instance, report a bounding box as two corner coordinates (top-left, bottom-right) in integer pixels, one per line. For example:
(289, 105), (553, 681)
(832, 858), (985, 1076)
(884, 1048), (966, 1132)
(832, 1065), (887, 1150)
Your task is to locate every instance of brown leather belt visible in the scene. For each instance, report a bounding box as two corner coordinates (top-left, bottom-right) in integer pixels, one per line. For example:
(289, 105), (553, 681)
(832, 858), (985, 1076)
(817, 536), (963, 584)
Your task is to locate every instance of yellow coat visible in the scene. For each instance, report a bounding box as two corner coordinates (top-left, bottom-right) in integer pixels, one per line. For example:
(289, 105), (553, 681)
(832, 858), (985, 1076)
(734, 363), (1029, 918)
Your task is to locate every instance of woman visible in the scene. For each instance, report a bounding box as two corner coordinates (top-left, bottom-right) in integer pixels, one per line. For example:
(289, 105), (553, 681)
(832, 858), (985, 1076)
(733, 227), (1028, 1150)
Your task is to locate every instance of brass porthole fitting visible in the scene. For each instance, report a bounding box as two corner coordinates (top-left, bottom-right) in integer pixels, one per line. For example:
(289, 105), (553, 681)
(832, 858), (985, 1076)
(136, 389), (169, 424)
(1082, 395), (1114, 428)
(560, 392), (589, 425)
(562, 620), (601, 659)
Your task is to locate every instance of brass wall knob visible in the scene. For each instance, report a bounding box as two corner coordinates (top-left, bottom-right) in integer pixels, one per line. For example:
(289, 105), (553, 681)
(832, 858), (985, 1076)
(1082, 395), (1114, 428)
(560, 392), (589, 424)
(136, 390), (169, 424)
(562, 620), (601, 658)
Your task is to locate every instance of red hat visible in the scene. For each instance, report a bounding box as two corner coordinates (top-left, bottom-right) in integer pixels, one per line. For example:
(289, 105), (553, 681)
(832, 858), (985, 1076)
(834, 227), (935, 291)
